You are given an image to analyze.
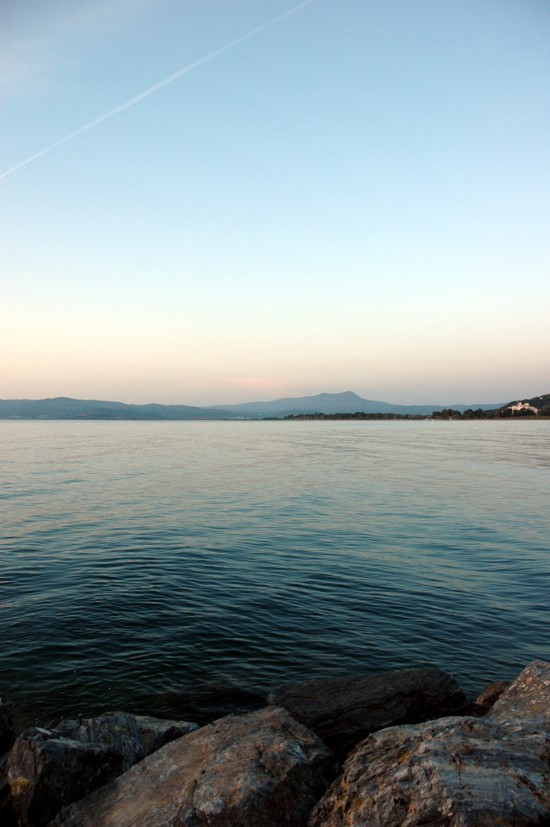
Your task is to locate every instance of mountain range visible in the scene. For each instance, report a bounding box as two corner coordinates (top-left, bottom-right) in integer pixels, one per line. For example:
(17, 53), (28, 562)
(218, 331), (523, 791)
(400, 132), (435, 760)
(0, 391), (511, 420)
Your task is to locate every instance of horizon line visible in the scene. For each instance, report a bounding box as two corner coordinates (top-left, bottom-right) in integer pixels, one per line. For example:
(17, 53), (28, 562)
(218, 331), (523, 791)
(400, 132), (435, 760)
(0, 390), (525, 408)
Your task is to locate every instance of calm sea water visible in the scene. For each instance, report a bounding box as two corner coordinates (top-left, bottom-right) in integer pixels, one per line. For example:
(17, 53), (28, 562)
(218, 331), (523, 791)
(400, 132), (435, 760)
(1, 420), (549, 729)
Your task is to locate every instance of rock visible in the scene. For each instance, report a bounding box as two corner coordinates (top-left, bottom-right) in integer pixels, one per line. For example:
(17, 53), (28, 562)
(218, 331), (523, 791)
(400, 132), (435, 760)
(0, 693), (16, 826)
(309, 661), (550, 826)
(476, 680), (510, 708)
(131, 713), (199, 755)
(53, 713), (144, 772)
(1, 747), (16, 827)
(55, 711), (198, 764)
(7, 711), (199, 826)
(488, 660), (550, 724)
(7, 727), (123, 827)
(267, 667), (466, 756)
(51, 706), (337, 827)
(308, 715), (550, 826)
(0, 693), (15, 752)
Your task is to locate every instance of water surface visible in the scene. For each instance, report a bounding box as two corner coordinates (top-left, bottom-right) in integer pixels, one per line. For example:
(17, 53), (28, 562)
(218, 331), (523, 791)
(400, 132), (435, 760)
(1, 420), (549, 728)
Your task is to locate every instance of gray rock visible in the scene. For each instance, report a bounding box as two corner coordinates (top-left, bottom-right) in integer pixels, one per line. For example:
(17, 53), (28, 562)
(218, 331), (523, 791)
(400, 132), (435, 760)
(55, 711), (198, 764)
(7, 727), (123, 827)
(475, 680), (510, 708)
(131, 713), (199, 755)
(7, 711), (199, 825)
(267, 667), (466, 755)
(1, 693), (16, 825)
(1, 745), (16, 827)
(309, 715), (550, 826)
(0, 693), (15, 752)
(488, 659), (550, 724)
(309, 661), (550, 826)
(53, 713), (144, 772)
(51, 706), (337, 827)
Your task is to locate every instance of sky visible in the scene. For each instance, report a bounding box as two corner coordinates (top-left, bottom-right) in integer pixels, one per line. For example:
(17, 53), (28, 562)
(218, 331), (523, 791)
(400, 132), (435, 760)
(1, 0), (549, 406)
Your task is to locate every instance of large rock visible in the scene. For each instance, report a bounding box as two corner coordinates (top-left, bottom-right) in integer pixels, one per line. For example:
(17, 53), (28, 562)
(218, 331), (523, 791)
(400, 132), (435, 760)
(1, 747), (16, 827)
(309, 661), (550, 826)
(0, 693), (15, 752)
(267, 667), (466, 755)
(54, 711), (198, 767)
(52, 706), (337, 827)
(8, 712), (198, 826)
(53, 713), (144, 772)
(488, 659), (550, 724)
(309, 716), (550, 826)
(475, 680), (510, 709)
(132, 713), (199, 755)
(7, 727), (123, 827)
(0, 694), (16, 826)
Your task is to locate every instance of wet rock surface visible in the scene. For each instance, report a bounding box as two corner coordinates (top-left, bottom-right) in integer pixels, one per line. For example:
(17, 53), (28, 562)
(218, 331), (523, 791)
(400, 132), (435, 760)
(51, 706), (337, 827)
(267, 667), (467, 756)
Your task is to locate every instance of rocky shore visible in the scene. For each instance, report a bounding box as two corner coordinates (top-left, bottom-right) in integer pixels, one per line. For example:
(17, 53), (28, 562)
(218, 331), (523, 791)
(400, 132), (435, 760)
(1, 661), (549, 826)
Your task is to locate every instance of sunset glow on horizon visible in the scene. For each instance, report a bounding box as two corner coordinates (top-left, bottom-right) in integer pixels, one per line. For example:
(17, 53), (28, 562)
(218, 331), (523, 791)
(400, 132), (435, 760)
(2, 0), (549, 406)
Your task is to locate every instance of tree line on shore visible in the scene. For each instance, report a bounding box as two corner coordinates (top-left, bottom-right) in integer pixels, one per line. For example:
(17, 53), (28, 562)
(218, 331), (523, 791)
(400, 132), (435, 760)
(283, 406), (550, 421)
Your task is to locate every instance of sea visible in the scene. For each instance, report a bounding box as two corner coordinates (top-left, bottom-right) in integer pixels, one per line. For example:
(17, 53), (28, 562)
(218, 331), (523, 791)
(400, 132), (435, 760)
(1, 419), (549, 730)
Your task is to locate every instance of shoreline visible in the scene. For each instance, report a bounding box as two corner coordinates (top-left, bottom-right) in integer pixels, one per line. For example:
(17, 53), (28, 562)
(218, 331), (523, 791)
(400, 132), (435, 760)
(2, 661), (549, 826)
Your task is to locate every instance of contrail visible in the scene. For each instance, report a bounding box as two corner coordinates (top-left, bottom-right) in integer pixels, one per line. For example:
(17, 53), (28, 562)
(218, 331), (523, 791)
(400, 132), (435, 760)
(1, 0), (316, 180)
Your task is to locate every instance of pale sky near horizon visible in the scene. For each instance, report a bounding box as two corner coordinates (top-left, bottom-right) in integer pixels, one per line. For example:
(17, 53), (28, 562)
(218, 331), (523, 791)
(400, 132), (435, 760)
(2, 0), (549, 406)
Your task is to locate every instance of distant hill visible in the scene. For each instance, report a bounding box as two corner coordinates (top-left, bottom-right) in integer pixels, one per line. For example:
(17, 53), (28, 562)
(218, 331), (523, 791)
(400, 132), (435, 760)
(2, 391), (536, 421)
(500, 393), (550, 415)
(0, 397), (239, 420)
(210, 391), (502, 418)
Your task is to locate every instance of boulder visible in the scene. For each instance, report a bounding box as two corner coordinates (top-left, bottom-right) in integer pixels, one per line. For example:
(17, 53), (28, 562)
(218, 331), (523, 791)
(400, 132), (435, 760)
(0, 693), (15, 752)
(475, 680), (510, 709)
(7, 727), (123, 827)
(53, 713), (144, 772)
(1, 746), (16, 827)
(54, 711), (198, 767)
(309, 661), (550, 826)
(131, 713), (199, 755)
(51, 706), (337, 827)
(1, 693), (16, 826)
(488, 659), (550, 724)
(7, 712), (199, 826)
(267, 667), (466, 755)
(308, 715), (550, 826)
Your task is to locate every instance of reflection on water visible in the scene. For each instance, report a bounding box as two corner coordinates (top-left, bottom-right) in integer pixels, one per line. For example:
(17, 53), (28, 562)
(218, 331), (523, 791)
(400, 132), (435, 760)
(1, 420), (549, 728)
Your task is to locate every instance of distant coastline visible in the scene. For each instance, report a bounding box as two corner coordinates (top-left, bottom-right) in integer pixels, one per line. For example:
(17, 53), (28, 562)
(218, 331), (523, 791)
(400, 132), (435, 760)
(0, 391), (548, 421)
(282, 408), (549, 422)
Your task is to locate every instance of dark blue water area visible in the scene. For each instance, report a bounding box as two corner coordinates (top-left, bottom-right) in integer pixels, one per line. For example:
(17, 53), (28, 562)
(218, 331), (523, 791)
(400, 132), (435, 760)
(1, 420), (549, 729)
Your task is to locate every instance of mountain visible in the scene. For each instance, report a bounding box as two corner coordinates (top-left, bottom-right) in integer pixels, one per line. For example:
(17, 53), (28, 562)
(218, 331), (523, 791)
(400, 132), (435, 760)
(0, 397), (239, 420)
(210, 391), (502, 418)
(0, 392), (513, 421)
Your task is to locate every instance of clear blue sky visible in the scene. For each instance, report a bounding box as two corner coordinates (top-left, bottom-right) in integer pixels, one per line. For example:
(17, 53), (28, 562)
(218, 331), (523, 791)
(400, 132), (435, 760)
(2, 0), (549, 405)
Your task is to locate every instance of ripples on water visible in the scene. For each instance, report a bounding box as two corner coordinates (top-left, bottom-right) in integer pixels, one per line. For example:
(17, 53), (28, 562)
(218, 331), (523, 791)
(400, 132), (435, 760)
(1, 420), (549, 728)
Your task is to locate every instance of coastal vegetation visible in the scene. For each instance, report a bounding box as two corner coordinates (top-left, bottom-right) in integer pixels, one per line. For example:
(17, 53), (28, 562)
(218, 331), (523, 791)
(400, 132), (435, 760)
(284, 393), (550, 420)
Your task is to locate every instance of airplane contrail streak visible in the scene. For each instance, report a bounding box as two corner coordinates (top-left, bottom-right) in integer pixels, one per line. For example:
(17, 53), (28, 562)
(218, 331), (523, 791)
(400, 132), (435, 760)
(1, 0), (316, 180)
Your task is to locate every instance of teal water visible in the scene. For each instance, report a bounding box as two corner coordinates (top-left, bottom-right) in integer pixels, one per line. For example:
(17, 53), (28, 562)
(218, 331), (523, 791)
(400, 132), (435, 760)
(1, 420), (549, 728)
